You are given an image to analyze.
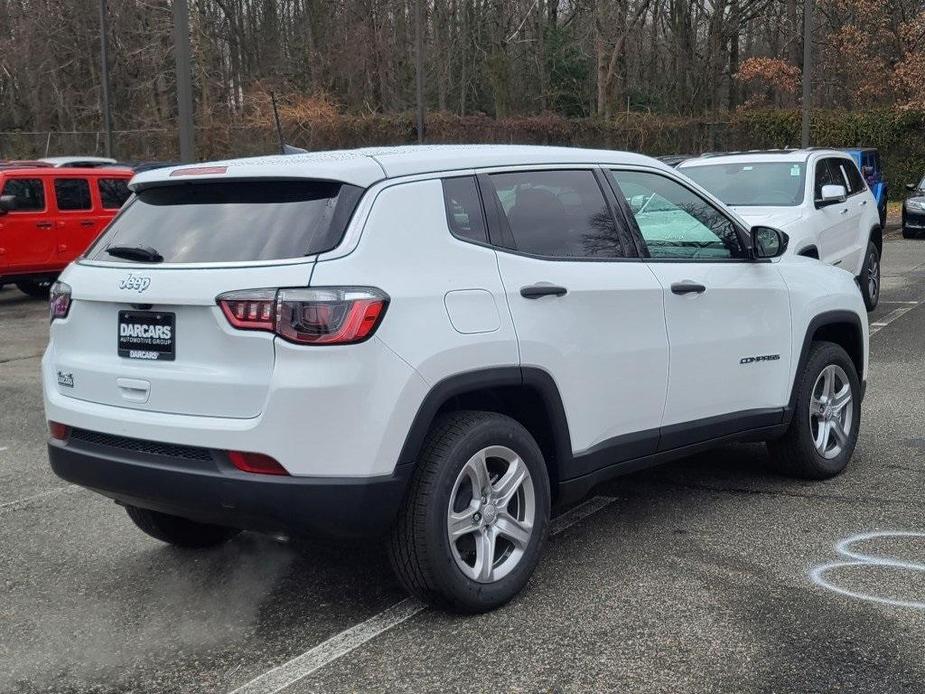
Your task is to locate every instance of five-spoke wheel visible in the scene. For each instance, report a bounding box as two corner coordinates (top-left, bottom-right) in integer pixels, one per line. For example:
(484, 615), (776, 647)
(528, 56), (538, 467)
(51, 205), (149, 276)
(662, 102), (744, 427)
(809, 364), (854, 460)
(447, 445), (536, 584)
(389, 411), (550, 613)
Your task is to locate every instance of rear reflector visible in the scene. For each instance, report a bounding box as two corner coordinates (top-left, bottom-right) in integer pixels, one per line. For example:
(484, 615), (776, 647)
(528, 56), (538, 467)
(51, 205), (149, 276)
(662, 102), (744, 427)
(217, 287), (389, 345)
(48, 421), (71, 442)
(227, 451), (289, 476)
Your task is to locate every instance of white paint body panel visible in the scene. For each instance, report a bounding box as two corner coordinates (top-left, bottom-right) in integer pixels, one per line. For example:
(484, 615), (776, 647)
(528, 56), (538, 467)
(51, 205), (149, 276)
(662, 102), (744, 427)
(645, 262), (792, 424)
(495, 252), (669, 452)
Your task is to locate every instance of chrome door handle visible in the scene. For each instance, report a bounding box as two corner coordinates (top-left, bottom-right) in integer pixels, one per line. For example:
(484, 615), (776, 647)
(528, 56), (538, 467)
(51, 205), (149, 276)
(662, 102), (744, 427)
(520, 284), (567, 299)
(671, 281), (707, 295)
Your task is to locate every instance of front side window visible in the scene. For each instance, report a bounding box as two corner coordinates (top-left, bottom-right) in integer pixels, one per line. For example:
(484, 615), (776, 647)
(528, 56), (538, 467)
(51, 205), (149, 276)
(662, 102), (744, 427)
(610, 170), (746, 260)
(54, 178), (92, 210)
(680, 161), (806, 207)
(442, 176), (487, 243)
(1, 178), (45, 211)
(486, 170), (627, 258)
(98, 178), (131, 209)
(838, 159), (866, 195)
(814, 159), (844, 199)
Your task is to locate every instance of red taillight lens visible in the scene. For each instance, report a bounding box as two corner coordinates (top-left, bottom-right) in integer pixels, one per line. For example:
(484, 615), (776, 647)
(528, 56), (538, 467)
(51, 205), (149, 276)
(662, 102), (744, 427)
(217, 289), (276, 330)
(49, 281), (72, 322)
(216, 287), (389, 345)
(276, 288), (388, 344)
(227, 451), (289, 475)
(48, 421), (71, 442)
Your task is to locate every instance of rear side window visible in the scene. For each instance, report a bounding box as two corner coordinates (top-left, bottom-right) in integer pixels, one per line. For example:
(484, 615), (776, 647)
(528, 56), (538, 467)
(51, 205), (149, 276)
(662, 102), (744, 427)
(86, 180), (364, 263)
(485, 170), (627, 258)
(442, 176), (487, 243)
(54, 178), (92, 210)
(1, 178), (44, 211)
(98, 178), (131, 209)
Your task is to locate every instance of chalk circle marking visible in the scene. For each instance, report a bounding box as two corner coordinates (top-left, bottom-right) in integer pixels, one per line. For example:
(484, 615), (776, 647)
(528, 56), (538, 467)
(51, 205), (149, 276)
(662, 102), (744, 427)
(811, 531), (925, 610)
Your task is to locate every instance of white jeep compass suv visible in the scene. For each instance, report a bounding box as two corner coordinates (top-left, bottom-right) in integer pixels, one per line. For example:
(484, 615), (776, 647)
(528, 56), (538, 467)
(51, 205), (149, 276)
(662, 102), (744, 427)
(43, 145), (868, 613)
(678, 149), (882, 310)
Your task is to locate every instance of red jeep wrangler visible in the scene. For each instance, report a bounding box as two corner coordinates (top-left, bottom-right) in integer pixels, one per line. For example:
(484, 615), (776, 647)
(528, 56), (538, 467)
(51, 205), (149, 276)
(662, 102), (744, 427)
(0, 167), (133, 297)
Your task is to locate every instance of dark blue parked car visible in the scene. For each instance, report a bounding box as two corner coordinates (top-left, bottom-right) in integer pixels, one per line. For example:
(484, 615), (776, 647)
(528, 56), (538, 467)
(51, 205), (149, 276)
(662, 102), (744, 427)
(840, 148), (887, 227)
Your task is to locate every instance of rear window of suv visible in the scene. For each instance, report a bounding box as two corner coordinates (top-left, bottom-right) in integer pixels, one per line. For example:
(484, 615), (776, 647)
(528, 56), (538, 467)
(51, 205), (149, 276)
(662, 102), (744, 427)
(86, 180), (364, 263)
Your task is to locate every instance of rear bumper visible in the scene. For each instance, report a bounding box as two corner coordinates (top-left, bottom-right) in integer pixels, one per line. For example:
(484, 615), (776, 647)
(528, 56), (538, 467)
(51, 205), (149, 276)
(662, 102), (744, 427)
(48, 434), (413, 539)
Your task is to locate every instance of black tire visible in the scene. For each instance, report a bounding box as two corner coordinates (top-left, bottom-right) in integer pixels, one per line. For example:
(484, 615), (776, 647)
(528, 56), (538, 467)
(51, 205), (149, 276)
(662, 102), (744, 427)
(767, 341), (861, 480)
(388, 410), (551, 613)
(125, 506), (241, 548)
(859, 240), (880, 311)
(902, 227), (919, 239)
(16, 279), (52, 299)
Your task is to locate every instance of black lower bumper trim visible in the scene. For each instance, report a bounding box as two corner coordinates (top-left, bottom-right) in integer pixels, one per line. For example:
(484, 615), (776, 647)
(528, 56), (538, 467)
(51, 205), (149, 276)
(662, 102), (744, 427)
(48, 441), (412, 539)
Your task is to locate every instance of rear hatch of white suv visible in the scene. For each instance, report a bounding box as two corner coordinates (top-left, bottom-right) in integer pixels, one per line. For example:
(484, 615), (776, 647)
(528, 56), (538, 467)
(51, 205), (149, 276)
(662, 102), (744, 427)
(49, 174), (366, 419)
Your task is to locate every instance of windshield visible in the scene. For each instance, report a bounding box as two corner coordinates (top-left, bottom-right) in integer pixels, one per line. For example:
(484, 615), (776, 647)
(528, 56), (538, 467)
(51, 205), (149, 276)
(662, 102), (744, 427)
(86, 179), (364, 263)
(682, 161), (806, 207)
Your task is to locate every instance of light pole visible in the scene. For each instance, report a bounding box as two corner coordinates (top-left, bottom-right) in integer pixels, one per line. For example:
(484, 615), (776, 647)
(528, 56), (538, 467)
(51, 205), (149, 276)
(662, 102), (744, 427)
(415, 0), (424, 143)
(801, 0), (813, 148)
(99, 0), (114, 158)
(173, 0), (195, 161)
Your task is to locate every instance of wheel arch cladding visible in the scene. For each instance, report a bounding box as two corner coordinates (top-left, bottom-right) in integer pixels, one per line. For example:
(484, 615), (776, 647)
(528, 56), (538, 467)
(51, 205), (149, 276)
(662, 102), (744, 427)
(789, 311), (865, 413)
(396, 367), (573, 500)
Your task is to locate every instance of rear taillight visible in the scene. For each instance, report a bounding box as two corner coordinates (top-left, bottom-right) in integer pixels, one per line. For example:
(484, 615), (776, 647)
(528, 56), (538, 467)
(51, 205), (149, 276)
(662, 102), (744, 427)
(217, 287), (389, 345)
(48, 421), (71, 442)
(49, 282), (72, 322)
(217, 289), (276, 331)
(227, 451), (289, 475)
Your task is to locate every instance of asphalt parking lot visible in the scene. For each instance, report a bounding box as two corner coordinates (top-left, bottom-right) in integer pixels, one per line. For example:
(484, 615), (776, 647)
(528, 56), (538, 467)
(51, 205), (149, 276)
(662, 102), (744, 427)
(3, 233), (925, 694)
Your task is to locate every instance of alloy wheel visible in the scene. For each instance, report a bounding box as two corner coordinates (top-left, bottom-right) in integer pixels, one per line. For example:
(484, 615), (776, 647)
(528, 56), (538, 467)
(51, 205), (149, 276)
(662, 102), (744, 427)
(808, 364), (853, 459)
(447, 445), (535, 584)
(867, 252), (880, 304)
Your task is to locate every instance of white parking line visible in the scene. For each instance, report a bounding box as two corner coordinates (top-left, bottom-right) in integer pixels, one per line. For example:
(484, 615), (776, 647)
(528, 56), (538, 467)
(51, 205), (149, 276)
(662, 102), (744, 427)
(0, 485), (77, 513)
(0, 446), (8, 452)
(870, 300), (923, 335)
(229, 495), (617, 694)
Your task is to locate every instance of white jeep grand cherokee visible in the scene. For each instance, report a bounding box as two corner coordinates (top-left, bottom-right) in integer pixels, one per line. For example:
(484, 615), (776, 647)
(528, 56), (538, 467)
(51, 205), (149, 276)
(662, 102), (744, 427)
(678, 149), (882, 310)
(43, 145), (868, 612)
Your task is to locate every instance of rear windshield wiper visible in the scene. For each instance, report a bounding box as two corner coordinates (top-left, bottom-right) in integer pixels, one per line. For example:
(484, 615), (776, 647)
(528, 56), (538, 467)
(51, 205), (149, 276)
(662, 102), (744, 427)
(105, 245), (164, 263)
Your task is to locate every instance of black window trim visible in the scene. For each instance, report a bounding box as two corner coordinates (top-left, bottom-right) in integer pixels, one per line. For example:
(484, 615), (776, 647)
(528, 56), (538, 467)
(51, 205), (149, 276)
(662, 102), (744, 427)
(604, 166), (757, 264)
(1, 176), (47, 213)
(474, 166), (641, 263)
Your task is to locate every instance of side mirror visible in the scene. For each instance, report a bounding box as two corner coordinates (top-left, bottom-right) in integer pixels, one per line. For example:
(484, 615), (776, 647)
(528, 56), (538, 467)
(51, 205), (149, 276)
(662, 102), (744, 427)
(0, 194), (16, 214)
(752, 226), (789, 259)
(907, 183), (916, 192)
(816, 184), (847, 208)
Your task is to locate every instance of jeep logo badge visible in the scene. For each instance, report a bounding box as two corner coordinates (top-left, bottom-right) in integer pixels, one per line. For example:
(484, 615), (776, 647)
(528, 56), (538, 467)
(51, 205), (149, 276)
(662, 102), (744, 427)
(119, 274), (151, 293)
